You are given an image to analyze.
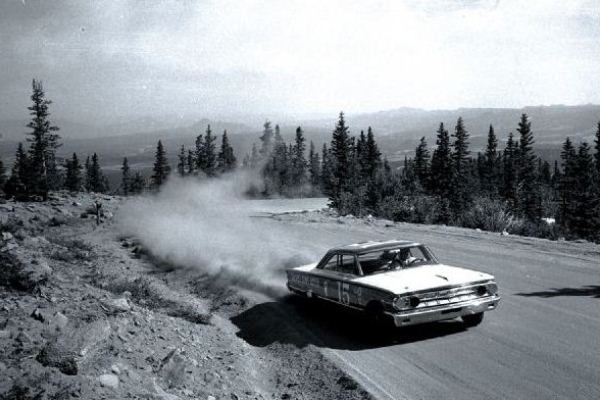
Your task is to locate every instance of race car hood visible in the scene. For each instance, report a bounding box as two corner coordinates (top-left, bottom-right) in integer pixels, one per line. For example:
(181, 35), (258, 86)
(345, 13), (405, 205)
(352, 264), (494, 295)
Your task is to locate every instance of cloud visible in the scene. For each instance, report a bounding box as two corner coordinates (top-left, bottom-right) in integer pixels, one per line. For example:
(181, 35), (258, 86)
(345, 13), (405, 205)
(1, 0), (599, 123)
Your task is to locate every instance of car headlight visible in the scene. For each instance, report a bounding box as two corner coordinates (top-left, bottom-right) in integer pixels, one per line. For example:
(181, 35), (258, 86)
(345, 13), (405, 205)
(486, 282), (498, 295)
(394, 296), (420, 310)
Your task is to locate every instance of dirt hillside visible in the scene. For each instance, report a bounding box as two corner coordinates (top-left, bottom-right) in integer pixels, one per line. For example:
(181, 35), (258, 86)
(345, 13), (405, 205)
(0, 192), (371, 400)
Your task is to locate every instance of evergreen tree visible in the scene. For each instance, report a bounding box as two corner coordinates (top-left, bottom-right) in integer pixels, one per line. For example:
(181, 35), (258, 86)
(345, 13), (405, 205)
(594, 122), (600, 178)
(291, 127), (307, 185)
(121, 157), (131, 195)
(516, 114), (541, 221)
(482, 124), (500, 196)
(414, 137), (430, 189)
(308, 141), (321, 188)
(551, 160), (561, 190)
(64, 153), (82, 192)
(502, 132), (519, 209)
(202, 125), (217, 176)
(88, 153), (108, 193)
(187, 150), (195, 175)
(195, 133), (205, 172)
(177, 145), (186, 177)
(450, 117), (472, 215)
(571, 142), (599, 240)
(259, 121), (274, 157)
(84, 155), (92, 191)
(430, 123), (452, 198)
(129, 172), (146, 194)
(538, 159), (552, 186)
(559, 137), (577, 232)
(4, 143), (30, 197)
(328, 112), (353, 207)
(151, 140), (170, 188)
(321, 143), (334, 195)
(364, 127), (381, 179)
(26, 79), (61, 198)
(356, 130), (368, 180)
(401, 156), (418, 194)
(217, 130), (237, 172)
(250, 143), (260, 169)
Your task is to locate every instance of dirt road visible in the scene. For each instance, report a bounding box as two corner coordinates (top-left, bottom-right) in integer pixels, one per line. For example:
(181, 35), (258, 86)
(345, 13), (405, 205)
(231, 202), (600, 400)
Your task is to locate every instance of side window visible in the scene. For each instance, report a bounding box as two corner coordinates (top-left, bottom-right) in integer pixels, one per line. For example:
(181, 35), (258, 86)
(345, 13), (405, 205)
(321, 254), (357, 275)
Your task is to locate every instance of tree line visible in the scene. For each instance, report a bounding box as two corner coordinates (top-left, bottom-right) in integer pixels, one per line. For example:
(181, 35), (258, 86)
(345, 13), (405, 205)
(312, 112), (600, 242)
(2, 80), (599, 243)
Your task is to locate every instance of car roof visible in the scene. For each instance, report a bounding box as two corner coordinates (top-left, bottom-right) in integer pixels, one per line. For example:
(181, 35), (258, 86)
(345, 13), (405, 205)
(328, 240), (422, 255)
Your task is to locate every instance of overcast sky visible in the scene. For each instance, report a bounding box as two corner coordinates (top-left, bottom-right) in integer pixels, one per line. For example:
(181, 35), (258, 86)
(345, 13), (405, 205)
(0, 0), (599, 124)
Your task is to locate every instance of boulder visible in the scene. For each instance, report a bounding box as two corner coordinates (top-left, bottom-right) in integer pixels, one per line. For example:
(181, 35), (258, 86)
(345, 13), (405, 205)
(1, 232), (14, 241)
(101, 297), (131, 314)
(98, 373), (119, 389)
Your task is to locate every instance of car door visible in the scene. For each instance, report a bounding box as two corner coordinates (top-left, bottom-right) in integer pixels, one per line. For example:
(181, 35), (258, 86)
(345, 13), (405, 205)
(313, 253), (359, 306)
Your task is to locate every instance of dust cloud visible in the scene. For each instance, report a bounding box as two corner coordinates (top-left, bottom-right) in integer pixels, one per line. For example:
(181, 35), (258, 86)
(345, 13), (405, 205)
(117, 172), (321, 296)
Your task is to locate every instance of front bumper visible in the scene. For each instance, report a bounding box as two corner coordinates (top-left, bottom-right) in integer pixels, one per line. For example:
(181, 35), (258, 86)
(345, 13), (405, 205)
(387, 295), (500, 327)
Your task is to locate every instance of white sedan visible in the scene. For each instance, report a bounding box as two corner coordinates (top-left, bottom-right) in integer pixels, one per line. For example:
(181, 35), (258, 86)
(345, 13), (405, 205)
(286, 240), (500, 327)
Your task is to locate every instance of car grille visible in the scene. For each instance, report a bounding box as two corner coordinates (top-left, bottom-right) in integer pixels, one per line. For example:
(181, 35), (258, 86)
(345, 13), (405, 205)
(416, 285), (486, 308)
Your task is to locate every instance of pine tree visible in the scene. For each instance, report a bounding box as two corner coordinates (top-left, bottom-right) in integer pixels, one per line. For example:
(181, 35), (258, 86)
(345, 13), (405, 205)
(401, 156), (418, 194)
(26, 79), (61, 199)
(88, 153), (108, 193)
(308, 141), (320, 188)
(482, 124), (500, 196)
(414, 136), (430, 189)
(217, 130), (237, 173)
(516, 114), (541, 221)
(594, 122), (600, 179)
(4, 143), (30, 197)
(571, 142), (599, 240)
(502, 132), (518, 209)
(151, 140), (170, 188)
(364, 127), (381, 179)
(356, 130), (368, 181)
(177, 145), (186, 177)
(328, 112), (353, 207)
(121, 157), (131, 195)
(129, 172), (146, 194)
(202, 125), (217, 176)
(450, 117), (472, 215)
(195, 133), (205, 172)
(321, 143), (334, 195)
(84, 155), (92, 191)
(64, 153), (83, 192)
(259, 121), (274, 157)
(291, 127), (307, 186)
(430, 123), (452, 198)
(250, 143), (260, 169)
(187, 150), (195, 175)
(538, 159), (552, 186)
(559, 137), (577, 232)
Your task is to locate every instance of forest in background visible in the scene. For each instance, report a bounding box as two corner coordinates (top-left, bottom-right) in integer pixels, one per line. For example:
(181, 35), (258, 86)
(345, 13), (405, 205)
(2, 80), (600, 243)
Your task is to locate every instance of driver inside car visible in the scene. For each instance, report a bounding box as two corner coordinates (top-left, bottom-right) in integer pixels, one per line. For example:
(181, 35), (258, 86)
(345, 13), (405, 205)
(398, 248), (417, 267)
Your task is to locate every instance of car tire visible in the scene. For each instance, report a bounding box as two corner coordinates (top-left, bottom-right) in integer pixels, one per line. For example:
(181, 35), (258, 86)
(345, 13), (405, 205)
(366, 302), (392, 329)
(462, 312), (484, 327)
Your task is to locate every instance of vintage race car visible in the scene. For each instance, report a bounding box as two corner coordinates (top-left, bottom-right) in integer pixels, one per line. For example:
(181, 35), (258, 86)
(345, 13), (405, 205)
(286, 240), (500, 327)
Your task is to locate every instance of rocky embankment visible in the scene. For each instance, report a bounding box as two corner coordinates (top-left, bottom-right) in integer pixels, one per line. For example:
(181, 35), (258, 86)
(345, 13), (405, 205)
(0, 192), (371, 400)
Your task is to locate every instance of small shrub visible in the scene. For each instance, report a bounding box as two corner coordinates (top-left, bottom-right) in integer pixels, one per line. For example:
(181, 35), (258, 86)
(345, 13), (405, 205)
(458, 197), (515, 232)
(0, 215), (24, 234)
(377, 195), (440, 224)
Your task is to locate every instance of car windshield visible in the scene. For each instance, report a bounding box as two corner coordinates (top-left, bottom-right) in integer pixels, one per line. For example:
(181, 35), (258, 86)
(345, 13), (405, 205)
(357, 245), (437, 275)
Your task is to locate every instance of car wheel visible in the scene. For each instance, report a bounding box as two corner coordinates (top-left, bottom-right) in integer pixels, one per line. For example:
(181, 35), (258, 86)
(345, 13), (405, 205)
(462, 312), (484, 327)
(366, 302), (392, 329)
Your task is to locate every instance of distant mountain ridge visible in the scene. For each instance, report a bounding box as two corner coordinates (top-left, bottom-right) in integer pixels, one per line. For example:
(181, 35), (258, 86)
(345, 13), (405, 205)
(2, 105), (599, 168)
